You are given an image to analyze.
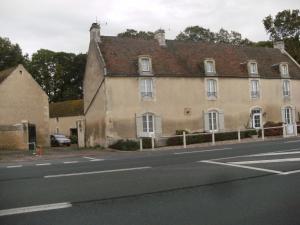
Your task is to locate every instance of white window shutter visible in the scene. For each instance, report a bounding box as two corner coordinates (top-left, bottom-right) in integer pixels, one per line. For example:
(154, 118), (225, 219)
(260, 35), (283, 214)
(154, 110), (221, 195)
(140, 79), (145, 92)
(281, 108), (285, 123)
(136, 114), (143, 137)
(218, 111), (225, 131)
(155, 115), (162, 137)
(292, 107), (296, 123)
(204, 112), (210, 132)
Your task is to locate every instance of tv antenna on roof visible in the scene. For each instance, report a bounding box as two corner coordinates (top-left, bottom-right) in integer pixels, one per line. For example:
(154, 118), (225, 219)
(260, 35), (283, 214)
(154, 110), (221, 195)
(95, 17), (108, 26)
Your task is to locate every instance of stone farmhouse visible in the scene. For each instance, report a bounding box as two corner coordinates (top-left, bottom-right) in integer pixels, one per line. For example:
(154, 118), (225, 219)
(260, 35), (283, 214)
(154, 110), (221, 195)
(84, 23), (300, 147)
(0, 65), (49, 149)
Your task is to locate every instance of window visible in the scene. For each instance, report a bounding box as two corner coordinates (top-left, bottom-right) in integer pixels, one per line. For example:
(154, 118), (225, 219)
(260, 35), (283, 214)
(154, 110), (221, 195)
(280, 63), (289, 77)
(142, 113), (154, 133)
(138, 56), (152, 75)
(284, 107), (292, 124)
(204, 110), (224, 132)
(283, 80), (290, 97)
(208, 111), (218, 131)
(248, 61), (258, 76)
(140, 78), (153, 98)
(204, 59), (216, 75)
(251, 108), (262, 129)
(141, 58), (150, 72)
(250, 80), (260, 99)
(207, 79), (217, 98)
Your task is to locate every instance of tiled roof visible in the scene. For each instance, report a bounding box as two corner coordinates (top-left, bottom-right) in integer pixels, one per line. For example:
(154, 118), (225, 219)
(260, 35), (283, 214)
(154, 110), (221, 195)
(49, 99), (84, 118)
(0, 66), (17, 84)
(99, 37), (300, 79)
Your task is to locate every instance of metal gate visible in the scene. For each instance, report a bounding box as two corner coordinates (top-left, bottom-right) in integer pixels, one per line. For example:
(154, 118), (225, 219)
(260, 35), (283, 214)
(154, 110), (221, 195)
(28, 124), (36, 151)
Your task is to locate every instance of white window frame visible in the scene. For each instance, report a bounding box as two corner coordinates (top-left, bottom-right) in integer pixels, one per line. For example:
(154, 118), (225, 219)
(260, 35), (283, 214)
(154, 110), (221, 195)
(142, 113), (155, 136)
(204, 59), (216, 75)
(248, 60), (258, 76)
(205, 78), (218, 100)
(208, 111), (219, 132)
(250, 79), (260, 99)
(138, 56), (153, 75)
(140, 78), (154, 99)
(282, 79), (290, 97)
(251, 108), (262, 129)
(284, 107), (293, 124)
(280, 63), (289, 77)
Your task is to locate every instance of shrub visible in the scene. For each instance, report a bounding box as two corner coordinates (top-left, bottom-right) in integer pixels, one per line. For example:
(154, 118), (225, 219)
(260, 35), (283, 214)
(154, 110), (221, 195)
(175, 130), (189, 135)
(240, 130), (257, 138)
(263, 121), (283, 137)
(142, 138), (152, 149)
(215, 132), (238, 141)
(70, 135), (78, 144)
(166, 136), (183, 146)
(109, 139), (139, 151)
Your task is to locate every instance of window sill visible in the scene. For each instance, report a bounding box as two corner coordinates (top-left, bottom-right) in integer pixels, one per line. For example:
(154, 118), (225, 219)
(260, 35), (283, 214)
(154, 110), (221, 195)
(207, 96), (218, 101)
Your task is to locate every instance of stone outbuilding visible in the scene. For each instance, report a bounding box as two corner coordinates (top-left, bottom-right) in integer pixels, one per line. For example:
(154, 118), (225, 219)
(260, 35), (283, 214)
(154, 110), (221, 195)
(0, 64), (50, 150)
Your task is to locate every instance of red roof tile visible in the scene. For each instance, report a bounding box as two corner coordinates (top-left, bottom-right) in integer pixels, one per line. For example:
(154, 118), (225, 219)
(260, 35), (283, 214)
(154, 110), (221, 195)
(99, 37), (300, 79)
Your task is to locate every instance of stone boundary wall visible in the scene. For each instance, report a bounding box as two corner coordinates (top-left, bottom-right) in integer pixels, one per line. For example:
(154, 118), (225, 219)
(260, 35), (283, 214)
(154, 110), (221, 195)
(0, 123), (28, 150)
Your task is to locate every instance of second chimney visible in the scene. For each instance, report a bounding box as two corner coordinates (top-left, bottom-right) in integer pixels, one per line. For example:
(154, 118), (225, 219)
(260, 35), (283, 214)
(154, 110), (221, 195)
(273, 41), (285, 52)
(90, 23), (101, 43)
(154, 29), (166, 47)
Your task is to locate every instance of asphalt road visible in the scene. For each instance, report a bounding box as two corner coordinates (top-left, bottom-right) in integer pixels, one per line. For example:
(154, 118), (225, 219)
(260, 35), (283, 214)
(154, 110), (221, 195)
(0, 137), (300, 225)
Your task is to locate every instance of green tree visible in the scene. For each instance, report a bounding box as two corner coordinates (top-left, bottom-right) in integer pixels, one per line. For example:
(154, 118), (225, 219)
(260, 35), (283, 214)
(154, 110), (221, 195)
(117, 29), (155, 40)
(0, 37), (28, 70)
(28, 49), (86, 102)
(263, 9), (300, 63)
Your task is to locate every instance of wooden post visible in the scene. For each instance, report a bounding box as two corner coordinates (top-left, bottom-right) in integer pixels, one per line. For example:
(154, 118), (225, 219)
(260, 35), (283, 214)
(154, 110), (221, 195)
(151, 136), (155, 150)
(261, 127), (265, 140)
(139, 138), (143, 151)
(212, 131), (215, 145)
(183, 131), (186, 149)
(283, 124), (286, 138)
(295, 123), (298, 136)
(238, 129), (241, 142)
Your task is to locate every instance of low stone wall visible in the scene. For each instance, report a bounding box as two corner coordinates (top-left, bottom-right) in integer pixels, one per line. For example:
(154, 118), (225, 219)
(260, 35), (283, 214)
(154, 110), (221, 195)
(0, 124), (28, 150)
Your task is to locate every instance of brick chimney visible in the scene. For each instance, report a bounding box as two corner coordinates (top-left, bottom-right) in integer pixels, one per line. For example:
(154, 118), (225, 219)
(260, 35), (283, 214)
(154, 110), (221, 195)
(154, 29), (166, 46)
(273, 41), (285, 52)
(90, 23), (101, 43)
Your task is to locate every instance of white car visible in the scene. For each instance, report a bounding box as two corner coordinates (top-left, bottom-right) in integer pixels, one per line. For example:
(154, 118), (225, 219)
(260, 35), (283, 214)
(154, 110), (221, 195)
(50, 134), (71, 147)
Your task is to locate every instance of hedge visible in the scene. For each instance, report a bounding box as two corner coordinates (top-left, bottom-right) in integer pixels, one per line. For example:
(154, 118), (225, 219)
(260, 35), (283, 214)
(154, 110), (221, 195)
(109, 139), (139, 151)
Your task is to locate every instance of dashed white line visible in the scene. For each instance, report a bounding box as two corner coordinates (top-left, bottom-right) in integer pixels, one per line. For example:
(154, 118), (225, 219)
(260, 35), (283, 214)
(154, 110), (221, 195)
(83, 156), (96, 160)
(83, 156), (104, 162)
(44, 166), (151, 178)
(280, 169), (300, 175)
(285, 140), (300, 143)
(36, 163), (51, 166)
(7, 165), (23, 168)
(63, 161), (78, 164)
(200, 160), (283, 174)
(174, 147), (232, 155)
(0, 202), (72, 217)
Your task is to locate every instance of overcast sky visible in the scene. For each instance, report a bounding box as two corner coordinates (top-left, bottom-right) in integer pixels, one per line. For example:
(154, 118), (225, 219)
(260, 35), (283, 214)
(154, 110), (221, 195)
(1, 0), (299, 56)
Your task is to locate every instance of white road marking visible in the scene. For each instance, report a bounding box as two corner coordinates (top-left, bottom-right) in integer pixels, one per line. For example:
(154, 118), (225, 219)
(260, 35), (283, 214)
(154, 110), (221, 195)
(280, 169), (300, 175)
(200, 160), (283, 174)
(44, 166), (151, 178)
(0, 202), (72, 217)
(174, 147), (232, 155)
(250, 151), (300, 157)
(63, 161), (78, 164)
(83, 157), (104, 162)
(36, 163), (51, 166)
(208, 148), (300, 161)
(230, 157), (300, 165)
(7, 165), (22, 168)
(285, 140), (300, 143)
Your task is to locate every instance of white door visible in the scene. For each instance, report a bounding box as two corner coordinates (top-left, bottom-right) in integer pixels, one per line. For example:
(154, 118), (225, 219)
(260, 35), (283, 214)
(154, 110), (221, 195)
(284, 107), (294, 135)
(252, 113), (261, 129)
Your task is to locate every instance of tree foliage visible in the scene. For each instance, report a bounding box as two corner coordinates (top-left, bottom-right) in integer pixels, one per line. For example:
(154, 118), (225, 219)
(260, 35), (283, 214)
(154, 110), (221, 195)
(117, 29), (155, 39)
(28, 49), (86, 102)
(176, 26), (253, 46)
(263, 9), (300, 63)
(0, 37), (28, 70)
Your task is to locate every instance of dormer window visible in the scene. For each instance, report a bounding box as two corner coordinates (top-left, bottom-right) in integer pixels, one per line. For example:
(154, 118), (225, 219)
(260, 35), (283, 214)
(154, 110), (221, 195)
(138, 56), (152, 75)
(280, 63), (289, 77)
(204, 59), (216, 75)
(248, 60), (258, 76)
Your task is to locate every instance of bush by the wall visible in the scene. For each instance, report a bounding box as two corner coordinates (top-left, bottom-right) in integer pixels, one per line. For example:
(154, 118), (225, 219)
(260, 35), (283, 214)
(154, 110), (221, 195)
(215, 131), (238, 141)
(240, 130), (257, 138)
(142, 138), (152, 149)
(70, 135), (78, 144)
(109, 139), (139, 151)
(263, 121), (283, 137)
(175, 130), (189, 135)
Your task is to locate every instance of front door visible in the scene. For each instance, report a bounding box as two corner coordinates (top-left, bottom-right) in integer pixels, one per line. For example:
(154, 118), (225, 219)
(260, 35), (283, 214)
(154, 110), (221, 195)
(284, 107), (294, 135)
(252, 113), (261, 129)
(28, 124), (36, 150)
